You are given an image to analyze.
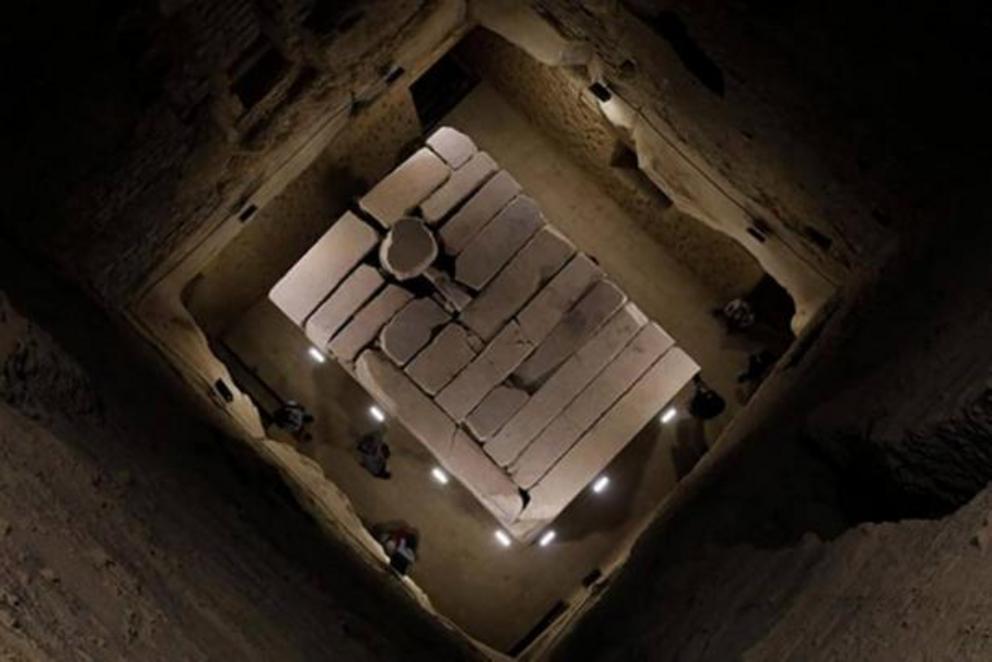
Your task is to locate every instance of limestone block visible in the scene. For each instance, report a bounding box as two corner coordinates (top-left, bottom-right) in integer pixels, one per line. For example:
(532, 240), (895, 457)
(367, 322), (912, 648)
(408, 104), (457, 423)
(444, 430), (524, 522)
(329, 285), (413, 363)
(439, 171), (521, 256)
(379, 298), (450, 366)
(513, 280), (626, 388)
(354, 350), (456, 459)
(485, 304), (647, 467)
(304, 265), (384, 348)
(523, 347), (700, 523)
(460, 227), (575, 341)
(435, 321), (534, 422)
(405, 324), (478, 395)
(511, 323), (675, 488)
(454, 195), (544, 291)
(424, 267), (473, 312)
(359, 148), (450, 228)
(269, 212), (378, 325)
(379, 217), (437, 281)
(466, 386), (529, 442)
(426, 126), (476, 168)
(517, 254), (603, 344)
(420, 152), (498, 224)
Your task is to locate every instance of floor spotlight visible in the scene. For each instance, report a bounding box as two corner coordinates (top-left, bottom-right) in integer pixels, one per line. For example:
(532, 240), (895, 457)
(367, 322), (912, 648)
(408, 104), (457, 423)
(591, 475), (610, 494)
(431, 467), (449, 485)
(494, 530), (512, 548)
(660, 406), (677, 424)
(369, 405), (386, 423)
(308, 347), (326, 363)
(538, 530), (556, 547)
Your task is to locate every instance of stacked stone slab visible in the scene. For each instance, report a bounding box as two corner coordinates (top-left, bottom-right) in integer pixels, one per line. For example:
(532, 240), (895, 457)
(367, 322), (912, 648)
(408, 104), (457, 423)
(439, 170), (521, 256)
(304, 265), (384, 347)
(460, 227), (575, 341)
(485, 304), (647, 467)
(269, 127), (700, 541)
(269, 211), (378, 325)
(359, 148), (450, 228)
(379, 298), (450, 366)
(420, 152), (498, 224)
(328, 285), (413, 363)
(455, 195), (545, 290)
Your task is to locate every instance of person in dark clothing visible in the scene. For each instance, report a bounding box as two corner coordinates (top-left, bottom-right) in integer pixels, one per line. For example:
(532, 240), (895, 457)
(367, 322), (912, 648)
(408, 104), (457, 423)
(737, 350), (776, 385)
(357, 430), (391, 479)
(273, 400), (314, 441)
(689, 375), (726, 421)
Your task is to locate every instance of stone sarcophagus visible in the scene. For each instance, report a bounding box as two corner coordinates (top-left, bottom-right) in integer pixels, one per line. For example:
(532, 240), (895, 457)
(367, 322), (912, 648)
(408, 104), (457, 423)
(270, 127), (698, 542)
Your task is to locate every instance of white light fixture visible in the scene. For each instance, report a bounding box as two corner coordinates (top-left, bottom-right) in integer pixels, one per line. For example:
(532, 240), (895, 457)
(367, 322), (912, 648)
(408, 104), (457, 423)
(591, 475), (610, 494)
(308, 347), (326, 363)
(660, 406), (677, 424)
(538, 530), (556, 547)
(431, 467), (449, 485)
(369, 405), (385, 423)
(494, 530), (512, 548)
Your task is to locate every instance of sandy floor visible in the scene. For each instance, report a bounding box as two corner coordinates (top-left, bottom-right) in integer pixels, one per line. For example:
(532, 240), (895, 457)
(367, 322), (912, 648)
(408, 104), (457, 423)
(191, 82), (781, 651)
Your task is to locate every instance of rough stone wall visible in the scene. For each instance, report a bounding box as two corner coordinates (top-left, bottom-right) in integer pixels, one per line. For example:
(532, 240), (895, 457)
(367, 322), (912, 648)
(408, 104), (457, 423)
(6, 0), (454, 302)
(187, 83), (424, 337)
(537, 0), (893, 282)
(456, 29), (765, 300)
(0, 278), (478, 659)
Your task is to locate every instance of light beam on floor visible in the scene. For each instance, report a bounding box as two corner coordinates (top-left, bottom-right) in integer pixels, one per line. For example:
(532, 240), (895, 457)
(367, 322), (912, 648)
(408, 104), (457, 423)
(369, 405), (385, 423)
(660, 406), (677, 424)
(591, 475), (610, 493)
(308, 346), (326, 363)
(494, 530), (512, 548)
(538, 530), (556, 547)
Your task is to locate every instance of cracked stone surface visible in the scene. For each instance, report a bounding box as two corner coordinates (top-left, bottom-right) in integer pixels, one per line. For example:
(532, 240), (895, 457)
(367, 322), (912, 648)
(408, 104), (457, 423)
(379, 298), (450, 366)
(379, 217), (438, 281)
(269, 212), (378, 325)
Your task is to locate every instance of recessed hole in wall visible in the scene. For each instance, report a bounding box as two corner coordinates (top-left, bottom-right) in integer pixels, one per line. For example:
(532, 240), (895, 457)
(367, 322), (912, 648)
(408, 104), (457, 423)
(304, 0), (358, 36)
(803, 224), (833, 251)
(230, 37), (290, 111)
(610, 141), (639, 168)
(588, 81), (612, 102)
(411, 51), (479, 131)
(238, 204), (258, 222)
(747, 226), (767, 243)
(214, 378), (234, 403)
(581, 568), (603, 588)
(385, 65), (405, 85)
(637, 9), (725, 96)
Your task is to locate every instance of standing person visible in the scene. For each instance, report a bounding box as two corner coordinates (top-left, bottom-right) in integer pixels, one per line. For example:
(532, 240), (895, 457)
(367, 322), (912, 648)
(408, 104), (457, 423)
(715, 297), (756, 333)
(357, 429), (391, 479)
(737, 349), (776, 385)
(689, 375), (726, 421)
(272, 400), (314, 441)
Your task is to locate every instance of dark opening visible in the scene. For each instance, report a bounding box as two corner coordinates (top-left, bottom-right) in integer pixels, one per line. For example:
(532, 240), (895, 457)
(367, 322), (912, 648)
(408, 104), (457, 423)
(230, 38), (290, 111)
(385, 65), (405, 85)
(509, 600), (569, 656)
(411, 50), (479, 132)
(747, 226), (767, 243)
(304, 0), (361, 36)
(238, 203), (258, 222)
(581, 568), (603, 588)
(214, 378), (234, 403)
(803, 224), (833, 251)
(632, 8), (725, 97)
(588, 81), (612, 102)
(609, 141), (639, 169)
